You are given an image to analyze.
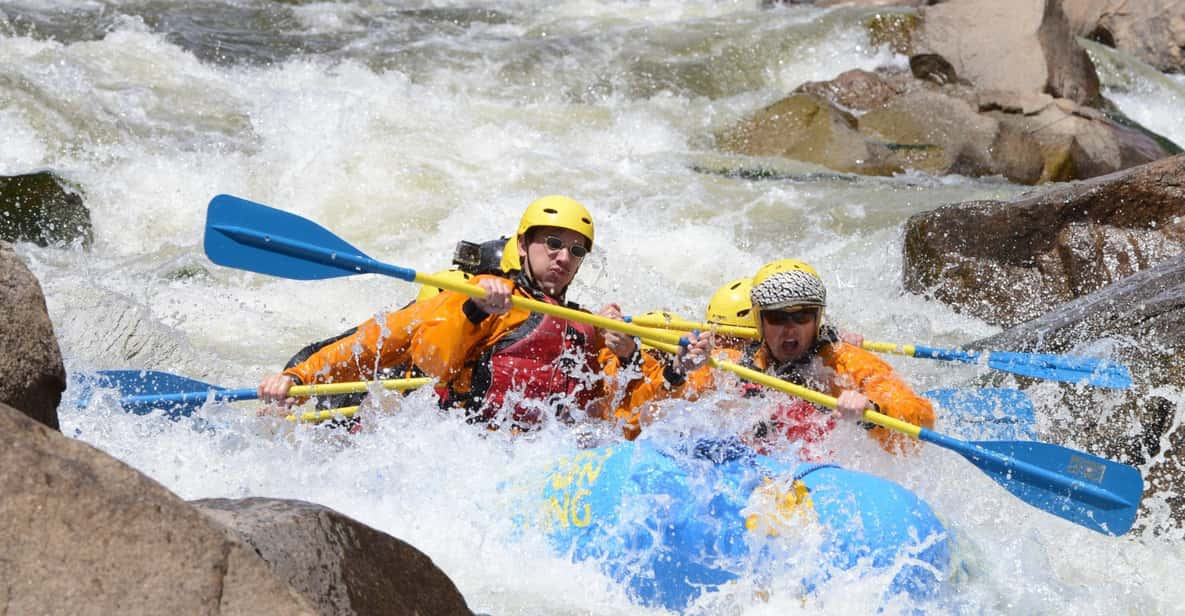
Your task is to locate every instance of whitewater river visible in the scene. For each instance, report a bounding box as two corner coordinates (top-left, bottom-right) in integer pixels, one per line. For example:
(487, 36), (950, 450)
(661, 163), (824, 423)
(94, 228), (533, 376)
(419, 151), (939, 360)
(5, 1), (1185, 614)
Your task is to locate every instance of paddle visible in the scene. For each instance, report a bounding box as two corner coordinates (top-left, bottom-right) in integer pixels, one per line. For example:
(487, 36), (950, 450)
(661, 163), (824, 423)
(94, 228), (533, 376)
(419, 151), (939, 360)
(639, 336), (1142, 536)
(625, 315), (1132, 389)
(79, 369), (431, 417)
(863, 341), (1133, 390)
(204, 194), (689, 345)
(202, 194), (1142, 535)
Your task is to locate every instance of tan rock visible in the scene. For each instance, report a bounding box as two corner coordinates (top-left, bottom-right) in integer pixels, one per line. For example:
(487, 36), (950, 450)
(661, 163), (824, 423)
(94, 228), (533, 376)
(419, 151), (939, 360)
(794, 68), (903, 111)
(0, 402), (317, 615)
(0, 241), (64, 430)
(1065, 0), (1185, 73)
(193, 498), (476, 616)
(717, 93), (898, 175)
(920, 0), (1101, 106)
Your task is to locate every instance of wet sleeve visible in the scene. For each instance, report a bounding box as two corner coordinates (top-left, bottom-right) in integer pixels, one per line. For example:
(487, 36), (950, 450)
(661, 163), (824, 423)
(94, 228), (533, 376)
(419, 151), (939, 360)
(408, 281), (521, 381)
(823, 343), (936, 454)
(283, 300), (428, 386)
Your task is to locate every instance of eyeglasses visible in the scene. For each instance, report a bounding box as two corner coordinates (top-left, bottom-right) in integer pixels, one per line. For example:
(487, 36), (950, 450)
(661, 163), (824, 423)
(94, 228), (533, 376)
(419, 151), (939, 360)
(542, 236), (588, 259)
(761, 308), (817, 326)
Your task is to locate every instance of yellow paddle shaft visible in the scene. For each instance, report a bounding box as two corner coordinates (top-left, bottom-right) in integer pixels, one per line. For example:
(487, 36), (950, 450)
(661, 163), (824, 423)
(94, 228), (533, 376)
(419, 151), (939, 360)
(861, 341), (917, 357)
(287, 406), (360, 423)
(640, 337), (923, 439)
(414, 271), (688, 345)
(628, 313), (760, 340)
(288, 377), (433, 398)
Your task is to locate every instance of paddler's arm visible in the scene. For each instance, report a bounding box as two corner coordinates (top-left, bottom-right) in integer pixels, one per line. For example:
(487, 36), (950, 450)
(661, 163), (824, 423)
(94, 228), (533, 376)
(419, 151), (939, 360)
(257, 300), (429, 404)
(822, 342), (936, 454)
(600, 330), (715, 439)
(409, 275), (525, 380)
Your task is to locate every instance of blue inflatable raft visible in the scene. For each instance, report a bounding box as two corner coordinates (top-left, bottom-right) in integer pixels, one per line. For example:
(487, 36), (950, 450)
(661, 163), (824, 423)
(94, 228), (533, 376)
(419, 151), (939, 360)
(532, 439), (950, 611)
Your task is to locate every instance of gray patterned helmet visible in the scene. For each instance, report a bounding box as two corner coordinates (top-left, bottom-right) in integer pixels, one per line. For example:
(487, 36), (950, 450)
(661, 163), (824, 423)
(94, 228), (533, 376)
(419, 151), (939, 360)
(749, 269), (826, 312)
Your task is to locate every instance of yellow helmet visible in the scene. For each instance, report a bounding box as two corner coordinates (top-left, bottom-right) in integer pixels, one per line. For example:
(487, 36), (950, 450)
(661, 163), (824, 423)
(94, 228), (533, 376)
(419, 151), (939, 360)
(752, 259), (818, 284)
(416, 268), (474, 302)
(705, 278), (755, 328)
(500, 195), (595, 272)
(499, 236), (521, 273)
(750, 260), (826, 312)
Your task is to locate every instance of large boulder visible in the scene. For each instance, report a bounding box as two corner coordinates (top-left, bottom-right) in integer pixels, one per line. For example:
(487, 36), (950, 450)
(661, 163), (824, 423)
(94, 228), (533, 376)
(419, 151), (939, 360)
(857, 87), (1046, 183)
(902, 154), (1185, 326)
(0, 171), (93, 247)
(1064, 0), (1185, 74)
(0, 241), (65, 430)
(919, 0), (1101, 106)
(717, 93), (898, 175)
(0, 402), (317, 614)
(192, 498), (475, 616)
(969, 255), (1185, 532)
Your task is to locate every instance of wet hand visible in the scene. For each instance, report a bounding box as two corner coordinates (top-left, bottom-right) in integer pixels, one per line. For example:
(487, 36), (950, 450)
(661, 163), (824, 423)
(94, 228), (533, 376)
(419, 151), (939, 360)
(473, 278), (513, 314)
(835, 390), (870, 419)
(840, 330), (865, 347)
(675, 330), (713, 374)
(257, 373), (298, 415)
(598, 303), (638, 359)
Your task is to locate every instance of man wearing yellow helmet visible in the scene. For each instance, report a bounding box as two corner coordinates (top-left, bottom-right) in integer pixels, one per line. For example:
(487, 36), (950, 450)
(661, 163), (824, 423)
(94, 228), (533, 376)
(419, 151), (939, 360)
(260, 195), (663, 432)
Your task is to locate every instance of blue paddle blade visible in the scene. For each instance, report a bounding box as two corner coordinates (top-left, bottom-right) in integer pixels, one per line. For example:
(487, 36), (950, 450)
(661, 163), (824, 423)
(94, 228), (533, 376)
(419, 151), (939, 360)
(74, 370), (227, 418)
(986, 352), (1133, 389)
(921, 430), (1143, 536)
(204, 194), (371, 280)
(924, 388), (1036, 441)
(90, 369), (224, 397)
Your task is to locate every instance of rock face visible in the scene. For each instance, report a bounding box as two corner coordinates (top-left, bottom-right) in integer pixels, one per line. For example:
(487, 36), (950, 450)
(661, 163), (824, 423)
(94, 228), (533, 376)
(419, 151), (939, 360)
(921, 0), (1101, 106)
(193, 498), (475, 616)
(902, 154), (1185, 326)
(0, 171), (93, 247)
(0, 402), (318, 615)
(0, 241), (65, 430)
(969, 255), (1185, 532)
(1065, 0), (1185, 74)
(721, 0), (1179, 183)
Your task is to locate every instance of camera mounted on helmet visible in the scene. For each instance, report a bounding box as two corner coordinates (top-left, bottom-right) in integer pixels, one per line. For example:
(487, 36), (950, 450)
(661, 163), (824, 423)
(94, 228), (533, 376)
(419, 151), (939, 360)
(452, 236), (511, 276)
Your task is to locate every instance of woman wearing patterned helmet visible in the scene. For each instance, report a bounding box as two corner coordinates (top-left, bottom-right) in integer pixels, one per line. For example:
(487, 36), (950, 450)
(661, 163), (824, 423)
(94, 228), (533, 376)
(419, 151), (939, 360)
(741, 261), (934, 454)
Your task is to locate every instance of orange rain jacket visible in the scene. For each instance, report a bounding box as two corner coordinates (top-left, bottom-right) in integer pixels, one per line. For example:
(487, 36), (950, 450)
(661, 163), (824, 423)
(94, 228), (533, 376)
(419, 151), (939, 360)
(609, 335), (934, 454)
(283, 274), (664, 428)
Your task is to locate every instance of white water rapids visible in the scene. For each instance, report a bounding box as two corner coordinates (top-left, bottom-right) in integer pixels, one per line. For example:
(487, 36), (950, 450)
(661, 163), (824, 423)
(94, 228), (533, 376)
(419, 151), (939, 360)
(4, 1), (1184, 614)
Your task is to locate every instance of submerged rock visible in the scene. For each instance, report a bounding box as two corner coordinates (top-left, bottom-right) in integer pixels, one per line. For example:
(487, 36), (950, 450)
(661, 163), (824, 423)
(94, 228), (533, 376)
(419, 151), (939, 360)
(969, 254), (1185, 534)
(0, 171), (92, 248)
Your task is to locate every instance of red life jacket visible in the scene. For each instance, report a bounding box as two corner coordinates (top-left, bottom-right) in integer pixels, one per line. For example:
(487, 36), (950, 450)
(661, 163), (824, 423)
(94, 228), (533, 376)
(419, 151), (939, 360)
(467, 306), (600, 429)
(741, 383), (836, 460)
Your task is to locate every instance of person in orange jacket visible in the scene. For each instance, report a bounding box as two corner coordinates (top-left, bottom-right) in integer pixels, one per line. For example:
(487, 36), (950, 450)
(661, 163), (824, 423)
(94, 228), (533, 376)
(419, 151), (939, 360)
(258, 195), (692, 432)
(675, 260), (934, 456)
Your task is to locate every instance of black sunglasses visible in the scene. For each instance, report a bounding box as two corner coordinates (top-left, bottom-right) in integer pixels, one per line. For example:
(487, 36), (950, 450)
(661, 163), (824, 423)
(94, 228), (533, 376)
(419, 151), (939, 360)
(542, 236), (588, 258)
(762, 308), (817, 326)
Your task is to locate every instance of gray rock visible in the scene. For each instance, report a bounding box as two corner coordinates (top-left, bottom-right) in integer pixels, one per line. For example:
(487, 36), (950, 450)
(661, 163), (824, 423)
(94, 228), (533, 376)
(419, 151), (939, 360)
(968, 255), (1185, 532)
(903, 154), (1185, 326)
